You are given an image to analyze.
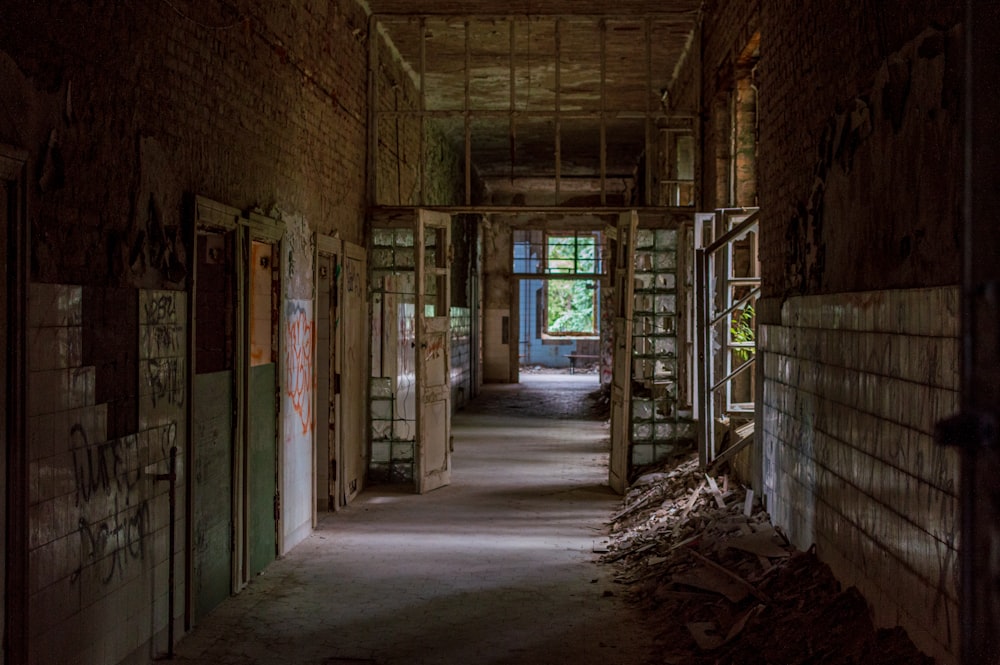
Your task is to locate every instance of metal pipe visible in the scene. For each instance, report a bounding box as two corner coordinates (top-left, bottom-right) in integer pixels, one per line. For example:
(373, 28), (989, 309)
(155, 446), (178, 659)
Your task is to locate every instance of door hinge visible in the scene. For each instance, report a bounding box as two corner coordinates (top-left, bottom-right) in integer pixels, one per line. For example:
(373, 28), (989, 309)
(274, 491), (281, 521)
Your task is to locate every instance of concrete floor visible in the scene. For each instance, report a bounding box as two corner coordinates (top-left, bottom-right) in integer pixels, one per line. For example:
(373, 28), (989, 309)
(173, 374), (655, 665)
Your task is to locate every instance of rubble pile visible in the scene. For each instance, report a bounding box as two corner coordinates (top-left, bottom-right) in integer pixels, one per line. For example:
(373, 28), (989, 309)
(601, 453), (934, 665)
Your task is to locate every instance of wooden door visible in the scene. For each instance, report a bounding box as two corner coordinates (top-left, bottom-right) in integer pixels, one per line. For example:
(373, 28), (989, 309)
(609, 211), (638, 493)
(416, 210), (452, 494)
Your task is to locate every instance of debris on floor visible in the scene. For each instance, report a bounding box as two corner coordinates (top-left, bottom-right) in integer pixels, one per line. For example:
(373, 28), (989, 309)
(601, 452), (935, 664)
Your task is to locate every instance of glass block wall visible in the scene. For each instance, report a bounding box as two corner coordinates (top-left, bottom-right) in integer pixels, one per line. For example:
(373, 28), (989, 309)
(630, 227), (696, 467)
(369, 227), (418, 484)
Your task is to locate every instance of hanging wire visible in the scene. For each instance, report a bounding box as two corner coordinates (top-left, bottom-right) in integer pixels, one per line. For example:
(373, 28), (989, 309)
(158, 0), (245, 30)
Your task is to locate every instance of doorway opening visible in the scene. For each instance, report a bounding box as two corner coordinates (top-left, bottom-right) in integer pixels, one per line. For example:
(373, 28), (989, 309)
(513, 229), (606, 379)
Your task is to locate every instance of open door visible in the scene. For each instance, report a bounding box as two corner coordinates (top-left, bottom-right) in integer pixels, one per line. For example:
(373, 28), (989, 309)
(190, 198), (240, 619)
(609, 210), (638, 493)
(416, 210), (452, 494)
(339, 241), (367, 504)
(245, 215), (283, 577)
(315, 240), (337, 514)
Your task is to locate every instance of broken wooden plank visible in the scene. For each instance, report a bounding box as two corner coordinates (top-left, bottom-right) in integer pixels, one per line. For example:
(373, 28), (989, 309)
(708, 423), (755, 473)
(686, 622), (724, 650)
(724, 604), (765, 643)
(705, 474), (727, 509)
(685, 546), (769, 602)
(605, 541), (656, 563)
(743, 488), (754, 517)
(726, 526), (790, 559)
(679, 480), (706, 520)
(672, 565), (751, 603)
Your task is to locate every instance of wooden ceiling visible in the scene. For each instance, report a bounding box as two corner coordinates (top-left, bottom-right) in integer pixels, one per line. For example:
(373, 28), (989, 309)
(369, 2), (701, 205)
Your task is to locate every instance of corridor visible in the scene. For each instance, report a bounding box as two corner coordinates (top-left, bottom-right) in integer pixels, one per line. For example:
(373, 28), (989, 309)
(174, 375), (655, 665)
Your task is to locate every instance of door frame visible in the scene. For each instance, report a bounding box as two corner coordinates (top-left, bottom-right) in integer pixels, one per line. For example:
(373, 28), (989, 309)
(315, 233), (341, 517)
(188, 196), (244, 613)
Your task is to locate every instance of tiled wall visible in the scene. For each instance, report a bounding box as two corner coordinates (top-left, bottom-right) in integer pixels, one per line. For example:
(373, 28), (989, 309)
(759, 286), (960, 663)
(28, 284), (186, 665)
(451, 307), (472, 409)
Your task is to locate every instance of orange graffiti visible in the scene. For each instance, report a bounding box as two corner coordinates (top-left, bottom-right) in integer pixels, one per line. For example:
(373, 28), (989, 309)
(285, 304), (314, 435)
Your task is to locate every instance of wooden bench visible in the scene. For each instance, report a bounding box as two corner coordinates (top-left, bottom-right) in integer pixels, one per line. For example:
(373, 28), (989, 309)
(565, 353), (599, 374)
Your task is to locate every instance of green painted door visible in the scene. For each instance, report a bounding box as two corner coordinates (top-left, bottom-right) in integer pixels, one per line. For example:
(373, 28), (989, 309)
(193, 227), (236, 620)
(247, 239), (277, 577)
(193, 372), (233, 617)
(248, 364), (277, 576)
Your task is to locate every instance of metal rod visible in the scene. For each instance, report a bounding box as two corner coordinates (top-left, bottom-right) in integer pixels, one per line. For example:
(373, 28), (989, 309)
(375, 109), (685, 119)
(465, 18), (472, 205)
(710, 285), (761, 327)
(372, 11), (698, 19)
(419, 17), (427, 205)
(509, 15), (517, 183)
(368, 14), (380, 208)
(155, 446), (178, 658)
(703, 209), (759, 254)
(644, 18), (653, 206)
(711, 356), (755, 393)
(600, 19), (607, 205)
(695, 247), (711, 467)
(511, 273), (605, 280)
(370, 204), (699, 214)
(554, 17), (562, 204)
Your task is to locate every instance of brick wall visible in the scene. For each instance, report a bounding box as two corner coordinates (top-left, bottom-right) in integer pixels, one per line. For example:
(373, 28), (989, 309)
(1, 1), (375, 662)
(683, 0), (760, 210)
(675, 2), (966, 661)
(760, 287), (960, 662)
(758, 2), (962, 298)
(373, 26), (469, 207)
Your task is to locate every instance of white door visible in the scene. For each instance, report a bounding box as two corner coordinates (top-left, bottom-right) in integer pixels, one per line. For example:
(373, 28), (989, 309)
(609, 211), (638, 493)
(416, 210), (452, 493)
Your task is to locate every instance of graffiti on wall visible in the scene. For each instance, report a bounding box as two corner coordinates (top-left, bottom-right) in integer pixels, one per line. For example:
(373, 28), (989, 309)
(285, 300), (314, 436)
(70, 420), (178, 585)
(141, 291), (186, 410)
(65, 290), (188, 586)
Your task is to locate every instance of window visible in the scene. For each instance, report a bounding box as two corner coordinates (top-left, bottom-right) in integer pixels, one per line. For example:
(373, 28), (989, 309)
(543, 234), (599, 336)
(545, 233), (598, 274)
(545, 279), (597, 335)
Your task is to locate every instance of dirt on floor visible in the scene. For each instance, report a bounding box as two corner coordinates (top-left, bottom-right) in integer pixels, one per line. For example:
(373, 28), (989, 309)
(600, 453), (935, 665)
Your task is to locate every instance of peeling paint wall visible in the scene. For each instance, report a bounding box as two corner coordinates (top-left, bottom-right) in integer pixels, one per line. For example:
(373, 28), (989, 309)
(1, 0), (371, 661)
